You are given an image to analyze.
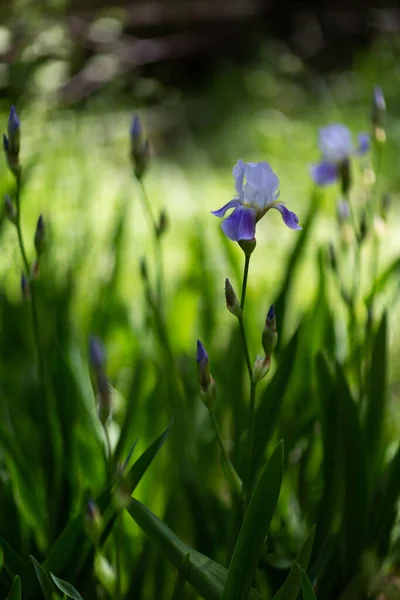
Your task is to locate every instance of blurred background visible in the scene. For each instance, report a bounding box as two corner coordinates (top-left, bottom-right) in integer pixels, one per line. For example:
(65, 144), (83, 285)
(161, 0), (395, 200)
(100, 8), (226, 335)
(2, 1), (400, 598)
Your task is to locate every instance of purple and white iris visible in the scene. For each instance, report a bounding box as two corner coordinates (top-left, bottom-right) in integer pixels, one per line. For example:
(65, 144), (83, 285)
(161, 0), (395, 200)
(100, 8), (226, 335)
(212, 160), (301, 242)
(310, 124), (369, 187)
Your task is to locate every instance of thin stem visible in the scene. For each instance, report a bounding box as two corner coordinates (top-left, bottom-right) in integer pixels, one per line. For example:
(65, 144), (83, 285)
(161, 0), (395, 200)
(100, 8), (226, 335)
(115, 514), (122, 600)
(138, 179), (164, 308)
(238, 317), (253, 380)
(243, 381), (257, 502)
(209, 408), (242, 496)
(15, 174), (45, 385)
(240, 254), (250, 311)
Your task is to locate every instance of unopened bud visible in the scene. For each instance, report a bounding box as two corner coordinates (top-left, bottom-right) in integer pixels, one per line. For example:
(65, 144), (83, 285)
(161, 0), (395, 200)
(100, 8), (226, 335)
(328, 242), (337, 272)
(238, 237), (256, 256)
(252, 355), (271, 383)
(336, 199), (351, 224)
(21, 273), (30, 301)
(196, 339), (210, 391)
(156, 209), (168, 238)
(262, 305), (278, 356)
(4, 194), (17, 224)
(381, 193), (391, 221)
(4, 107), (21, 175)
(371, 86), (386, 135)
(139, 257), (148, 281)
(113, 473), (132, 511)
(97, 371), (112, 424)
(134, 139), (150, 181)
(200, 378), (217, 409)
(34, 214), (45, 256)
(31, 258), (40, 280)
(89, 335), (106, 372)
(358, 209), (368, 244)
(84, 500), (103, 543)
(225, 278), (242, 318)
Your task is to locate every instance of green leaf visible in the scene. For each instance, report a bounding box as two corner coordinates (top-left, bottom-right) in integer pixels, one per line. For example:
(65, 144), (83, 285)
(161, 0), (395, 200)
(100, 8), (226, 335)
(171, 553), (191, 600)
(298, 565), (317, 600)
(50, 573), (84, 600)
(371, 441), (400, 556)
(272, 526), (316, 600)
(251, 328), (299, 481)
(127, 498), (263, 600)
(0, 536), (31, 587)
(364, 312), (387, 488)
(222, 441), (284, 600)
(364, 257), (400, 307)
(30, 555), (57, 600)
(336, 364), (368, 577)
(5, 575), (21, 600)
(44, 421), (173, 580)
(313, 354), (339, 553)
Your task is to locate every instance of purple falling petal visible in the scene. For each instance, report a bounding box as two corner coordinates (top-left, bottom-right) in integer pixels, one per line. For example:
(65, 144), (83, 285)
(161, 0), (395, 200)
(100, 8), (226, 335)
(273, 204), (302, 230)
(310, 161), (339, 186)
(211, 198), (241, 218)
(221, 206), (256, 241)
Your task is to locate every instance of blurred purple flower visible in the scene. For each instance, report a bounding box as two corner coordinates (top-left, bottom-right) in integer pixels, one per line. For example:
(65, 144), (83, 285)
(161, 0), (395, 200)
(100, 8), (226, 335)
(212, 160), (301, 242)
(89, 335), (106, 372)
(8, 106), (20, 136)
(310, 124), (370, 187)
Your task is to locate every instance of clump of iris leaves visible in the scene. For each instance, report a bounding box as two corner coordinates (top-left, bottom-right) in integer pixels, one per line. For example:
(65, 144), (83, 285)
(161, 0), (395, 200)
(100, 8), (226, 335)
(0, 78), (399, 600)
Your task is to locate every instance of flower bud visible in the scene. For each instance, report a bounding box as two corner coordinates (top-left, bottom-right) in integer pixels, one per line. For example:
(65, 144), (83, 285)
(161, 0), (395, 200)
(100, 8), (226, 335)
(196, 339), (210, 391)
(371, 86), (386, 141)
(97, 371), (112, 424)
(134, 139), (150, 181)
(381, 193), (391, 221)
(31, 258), (40, 281)
(130, 115), (150, 180)
(4, 194), (17, 224)
(358, 209), (368, 245)
(200, 379), (217, 410)
(225, 278), (242, 318)
(4, 107), (21, 176)
(21, 273), (30, 301)
(336, 199), (351, 224)
(238, 237), (256, 256)
(89, 335), (106, 372)
(328, 242), (337, 272)
(34, 214), (45, 256)
(252, 355), (271, 383)
(262, 305), (278, 356)
(84, 500), (103, 543)
(113, 473), (132, 511)
(156, 209), (168, 238)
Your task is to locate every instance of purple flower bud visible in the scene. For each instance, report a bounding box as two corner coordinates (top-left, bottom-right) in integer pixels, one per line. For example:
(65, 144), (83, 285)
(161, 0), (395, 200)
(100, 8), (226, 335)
(8, 106), (20, 136)
(262, 308), (278, 356)
(89, 335), (106, 371)
(34, 214), (46, 256)
(4, 194), (17, 224)
(371, 86), (386, 127)
(84, 500), (103, 542)
(21, 273), (30, 301)
(336, 200), (351, 224)
(130, 114), (142, 141)
(3, 134), (9, 153)
(225, 278), (242, 318)
(196, 339), (211, 391)
(6, 106), (20, 158)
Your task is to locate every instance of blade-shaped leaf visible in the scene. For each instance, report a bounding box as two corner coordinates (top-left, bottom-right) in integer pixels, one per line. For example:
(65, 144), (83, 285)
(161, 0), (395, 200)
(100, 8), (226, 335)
(364, 312), (387, 488)
(0, 537), (31, 587)
(127, 498), (263, 600)
(171, 553), (191, 600)
(44, 421), (173, 580)
(30, 555), (57, 600)
(337, 364), (368, 577)
(298, 565), (317, 600)
(222, 441), (284, 600)
(364, 257), (400, 307)
(50, 573), (84, 600)
(272, 526), (316, 600)
(5, 575), (21, 600)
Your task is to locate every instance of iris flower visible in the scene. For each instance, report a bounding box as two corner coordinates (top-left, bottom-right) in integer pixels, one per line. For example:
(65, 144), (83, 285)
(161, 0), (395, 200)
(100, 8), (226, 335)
(212, 160), (301, 242)
(310, 124), (369, 187)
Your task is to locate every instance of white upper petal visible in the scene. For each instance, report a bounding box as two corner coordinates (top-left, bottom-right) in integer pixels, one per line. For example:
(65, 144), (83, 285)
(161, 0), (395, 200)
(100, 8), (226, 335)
(319, 124), (353, 163)
(232, 160), (246, 201)
(237, 161), (280, 210)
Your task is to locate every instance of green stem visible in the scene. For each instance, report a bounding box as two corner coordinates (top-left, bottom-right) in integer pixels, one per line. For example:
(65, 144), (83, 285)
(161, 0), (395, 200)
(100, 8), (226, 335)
(209, 408), (242, 496)
(243, 382), (257, 502)
(15, 174), (45, 384)
(238, 317), (253, 380)
(240, 254), (250, 311)
(115, 514), (122, 600)
(138, 179), (164, 308)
